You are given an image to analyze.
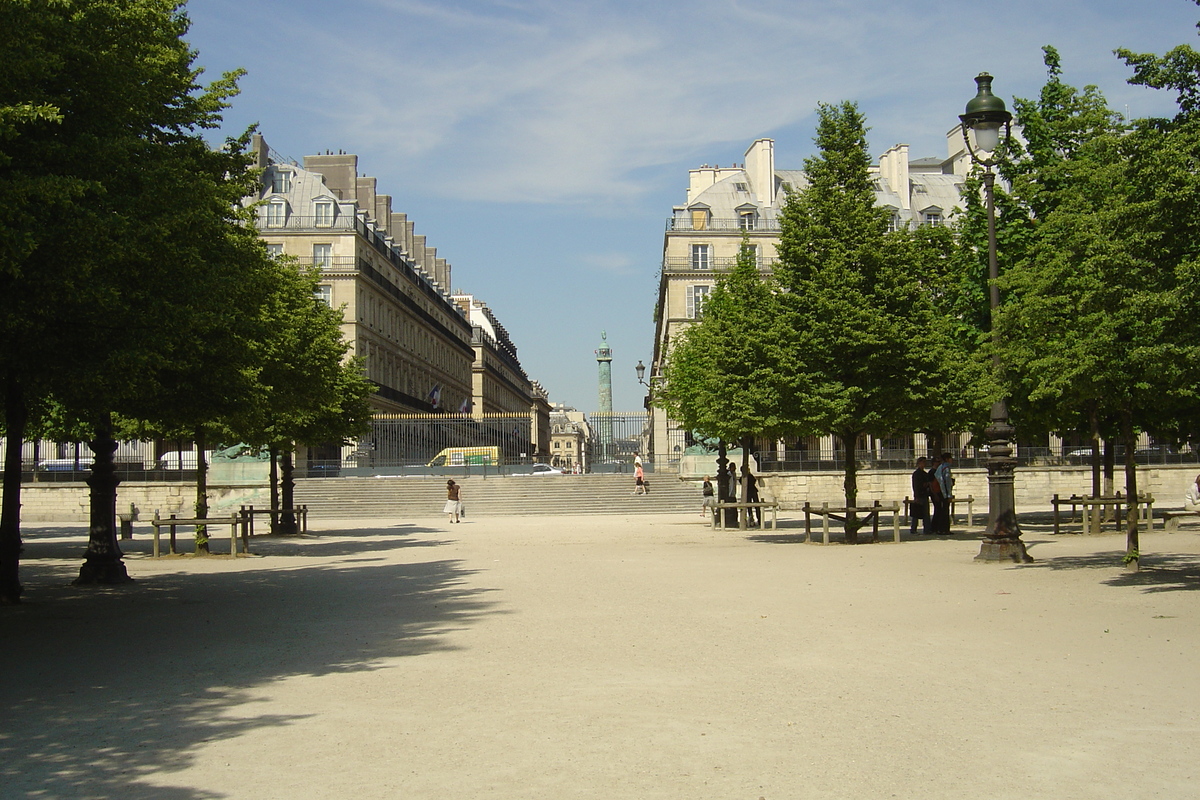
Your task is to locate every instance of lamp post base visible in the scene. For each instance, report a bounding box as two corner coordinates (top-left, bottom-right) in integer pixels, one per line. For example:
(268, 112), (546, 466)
(976, 537), (1033, 563)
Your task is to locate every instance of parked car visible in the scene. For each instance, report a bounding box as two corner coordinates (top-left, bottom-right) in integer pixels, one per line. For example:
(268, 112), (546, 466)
(157, 451), (216, 470)
(36, 458), (88, 472)
(1066, 448), (1094, 463)
(513, 463), (563, 476)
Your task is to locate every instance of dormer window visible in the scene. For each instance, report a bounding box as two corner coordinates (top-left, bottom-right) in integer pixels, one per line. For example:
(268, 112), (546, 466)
(271, 169), (292, 194)
(887, 214), (902, 233)
(689, 205), (710, 231)
(314, 200), (334, 226)
(264, 200), (288, 227)
(734, 182), (749, 192)
(924, 211), (943, 227)
(738, 210), (757, 231)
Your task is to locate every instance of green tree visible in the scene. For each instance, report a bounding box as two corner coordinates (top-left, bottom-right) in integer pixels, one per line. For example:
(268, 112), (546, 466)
(659, 237), (792, 522)
(998, 46), (1200, 568)
(233, 259), (373, 534)
(775, 101), (992, 540)
(0, 0), (258, 598)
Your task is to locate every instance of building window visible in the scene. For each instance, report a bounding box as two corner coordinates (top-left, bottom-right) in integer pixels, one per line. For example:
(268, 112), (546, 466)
(271, 170), (292, 194)
(887, 214), (901, 233)
(690, 244), (711, 270)
(690, 208), (709, 230)
(554, 441), (561, 449)
(265, 201), (287, 227)
(266, 243), (284, 258)
(313, 243), (332, 267)
(738, 211), (756, 231)
(314, 201), (334, 226)
(734, 182), (748, 193)
(566, 441), (573, 449)
(924, 212), (942, 227)
(314, 285), (332, 306)
(687, 284), (711, 318)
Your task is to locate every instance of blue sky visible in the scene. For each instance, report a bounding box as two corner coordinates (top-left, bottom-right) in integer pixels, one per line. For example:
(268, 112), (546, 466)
(184, 0), (1199, 412)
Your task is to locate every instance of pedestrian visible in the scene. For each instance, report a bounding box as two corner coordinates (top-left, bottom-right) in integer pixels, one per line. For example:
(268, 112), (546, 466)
(1185, 474), (1200, 512)
(933, 452), (955, 534)
(632, 462), (646, 495)
(700, 475), (716, 517)
(910, 456), (932, 536)
(742, 466), (761, 527)
(444, 479), (462, 523)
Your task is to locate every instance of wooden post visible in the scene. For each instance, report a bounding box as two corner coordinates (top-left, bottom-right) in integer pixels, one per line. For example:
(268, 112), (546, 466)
(229, 515), (237, 555)
(804, 502), (811, 541)
(822, 502), (830, 545)
(1053, 494), (1060, 535)
(891, 501), (900, 543)
(152, 511), (161, 558)
(872, 500), (881, 543)
(169, 513), (178, 554)
(966, 495), (975, 528)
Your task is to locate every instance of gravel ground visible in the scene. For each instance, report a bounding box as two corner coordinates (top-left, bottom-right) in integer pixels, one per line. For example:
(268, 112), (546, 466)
(2, 513), (1198, 799)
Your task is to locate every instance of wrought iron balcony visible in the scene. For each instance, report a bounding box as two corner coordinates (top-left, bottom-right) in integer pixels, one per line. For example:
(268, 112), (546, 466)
(666, 217), (782, 232)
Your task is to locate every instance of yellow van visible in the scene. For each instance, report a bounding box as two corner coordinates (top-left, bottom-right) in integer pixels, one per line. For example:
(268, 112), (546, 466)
(427, 446), (501, 467)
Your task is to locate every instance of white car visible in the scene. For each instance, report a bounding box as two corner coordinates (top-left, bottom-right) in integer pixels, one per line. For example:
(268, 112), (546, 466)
(516, 463), (563, 476)
(158, 451), (216, 470)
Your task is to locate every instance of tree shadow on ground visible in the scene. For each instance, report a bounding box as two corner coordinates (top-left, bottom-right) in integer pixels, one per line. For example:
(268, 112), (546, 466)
(1022, 550), (1200, 593)
(1, 528), (501, 799)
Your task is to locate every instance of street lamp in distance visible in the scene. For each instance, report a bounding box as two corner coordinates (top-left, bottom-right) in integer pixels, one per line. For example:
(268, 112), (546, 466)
(959, 72), (1032, 564)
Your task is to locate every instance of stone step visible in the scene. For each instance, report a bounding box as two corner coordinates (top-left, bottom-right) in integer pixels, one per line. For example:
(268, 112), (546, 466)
(293, 474), (702, 517)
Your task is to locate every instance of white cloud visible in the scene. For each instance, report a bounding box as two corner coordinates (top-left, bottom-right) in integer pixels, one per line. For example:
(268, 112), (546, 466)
(222, 0), (1200, 206)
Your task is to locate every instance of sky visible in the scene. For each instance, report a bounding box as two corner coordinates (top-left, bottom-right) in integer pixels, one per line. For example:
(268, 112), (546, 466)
(183, 0), (1199, 412)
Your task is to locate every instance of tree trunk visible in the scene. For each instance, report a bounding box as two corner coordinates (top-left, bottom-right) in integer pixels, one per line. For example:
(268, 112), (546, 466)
(194, 430), (209, 554)
(738, 439), (751, 531)
(279, 445), (298, 535)
(842, 430), (860, 544)
(1, 377), (27, 603)
(1121, 410), (1139, 571)
(268, 443), (280, 534)
(1103, 439), (1116, 498)
(75, 413), (131, 585)
(1089, 405), (1101, 498)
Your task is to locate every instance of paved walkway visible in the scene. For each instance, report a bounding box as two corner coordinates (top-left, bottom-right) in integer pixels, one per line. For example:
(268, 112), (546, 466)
(3, 513), (1198, 799)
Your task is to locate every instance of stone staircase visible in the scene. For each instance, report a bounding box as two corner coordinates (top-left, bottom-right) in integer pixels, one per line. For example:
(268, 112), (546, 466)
(293, 473), (701, 518)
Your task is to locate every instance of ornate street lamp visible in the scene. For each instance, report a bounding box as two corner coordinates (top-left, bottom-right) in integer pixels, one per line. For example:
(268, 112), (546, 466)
(635, 360), (647, 385)
(960, 72), (1032, 563)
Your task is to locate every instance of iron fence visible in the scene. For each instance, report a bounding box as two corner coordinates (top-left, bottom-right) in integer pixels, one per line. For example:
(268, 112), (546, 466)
(588, 412), (650, 472)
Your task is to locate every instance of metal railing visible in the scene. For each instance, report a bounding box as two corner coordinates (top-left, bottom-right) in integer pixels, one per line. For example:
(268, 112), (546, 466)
(662, 256), (779, 272)
(666, 218), (782, 232)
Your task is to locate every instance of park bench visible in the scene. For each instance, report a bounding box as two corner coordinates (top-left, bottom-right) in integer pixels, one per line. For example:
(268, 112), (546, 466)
(803, 500), (901, 544)
(1051, 492), (1154, 535)
(711, 501), (779, 531)
(1162, 510), (1200, 532)
(150, 512), (247, 557)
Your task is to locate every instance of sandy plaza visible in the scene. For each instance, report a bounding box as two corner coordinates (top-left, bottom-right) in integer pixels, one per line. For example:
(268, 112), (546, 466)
(2, 513), (1198, 799)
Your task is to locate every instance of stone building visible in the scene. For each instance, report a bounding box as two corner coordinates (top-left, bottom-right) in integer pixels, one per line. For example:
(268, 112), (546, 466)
(248, 135), (475, 416)
(549, 404), (590, 471)
(649, 132), (974, 468)
(246, 135), (549, 467)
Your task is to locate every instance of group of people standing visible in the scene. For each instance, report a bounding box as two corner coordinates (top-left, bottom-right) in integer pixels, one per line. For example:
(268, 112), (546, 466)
(700, 465), (761, 525)
(910, 453), (955, 536)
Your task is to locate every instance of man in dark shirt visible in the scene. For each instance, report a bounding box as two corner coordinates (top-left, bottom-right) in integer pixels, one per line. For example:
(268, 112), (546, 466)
(910, 457), (932, 536)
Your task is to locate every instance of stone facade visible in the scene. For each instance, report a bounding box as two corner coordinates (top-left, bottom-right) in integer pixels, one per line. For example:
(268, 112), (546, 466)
(250, 135), (476, 416)
(649, 133), (974, 467)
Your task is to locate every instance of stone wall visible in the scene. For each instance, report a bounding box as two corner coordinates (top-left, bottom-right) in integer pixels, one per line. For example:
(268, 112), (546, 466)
(745, 464), (1199, 512)
(3, 482), (271, 523)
